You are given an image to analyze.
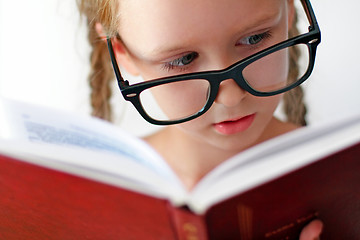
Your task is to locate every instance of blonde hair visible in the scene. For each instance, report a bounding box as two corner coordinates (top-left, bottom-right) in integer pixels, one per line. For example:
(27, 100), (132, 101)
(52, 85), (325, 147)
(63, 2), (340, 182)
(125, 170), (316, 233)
(285, 10), (307, 126)
(77, 0), (119, 121)
(77, 0), (307, 126)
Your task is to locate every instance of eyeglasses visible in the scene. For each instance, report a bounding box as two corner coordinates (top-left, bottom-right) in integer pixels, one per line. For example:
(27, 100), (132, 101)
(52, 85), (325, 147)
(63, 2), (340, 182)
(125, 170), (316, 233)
(107, 0), (321, 125)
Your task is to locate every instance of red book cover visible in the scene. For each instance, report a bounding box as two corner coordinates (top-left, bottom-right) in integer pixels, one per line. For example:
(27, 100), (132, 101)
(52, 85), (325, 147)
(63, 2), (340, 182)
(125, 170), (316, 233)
(202, 141), (360, 239)
(1, 142), (360, 240)
(0, 154), (176, 240)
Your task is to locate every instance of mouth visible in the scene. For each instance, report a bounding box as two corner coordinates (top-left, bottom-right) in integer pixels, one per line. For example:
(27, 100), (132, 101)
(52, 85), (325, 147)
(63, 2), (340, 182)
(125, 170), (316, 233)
(213, 114), (256, 135)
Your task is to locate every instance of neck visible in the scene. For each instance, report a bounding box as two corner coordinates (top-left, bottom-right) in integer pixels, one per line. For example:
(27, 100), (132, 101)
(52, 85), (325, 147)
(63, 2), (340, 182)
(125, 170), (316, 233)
(144, 127), (238, 190)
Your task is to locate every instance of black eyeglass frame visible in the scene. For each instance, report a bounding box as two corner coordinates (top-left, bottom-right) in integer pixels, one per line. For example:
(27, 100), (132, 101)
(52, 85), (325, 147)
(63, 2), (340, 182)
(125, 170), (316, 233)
(107, 0), (321, 125)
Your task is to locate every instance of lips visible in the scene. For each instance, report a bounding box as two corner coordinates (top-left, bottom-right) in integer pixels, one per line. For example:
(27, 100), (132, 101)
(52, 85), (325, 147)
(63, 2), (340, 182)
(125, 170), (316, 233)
(213, 114), (256, 135)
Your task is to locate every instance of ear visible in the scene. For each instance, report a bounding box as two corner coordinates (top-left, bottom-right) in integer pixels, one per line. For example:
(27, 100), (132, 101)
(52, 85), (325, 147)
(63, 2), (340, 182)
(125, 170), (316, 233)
(95, 23), (140, 76)
(287, 0), (295, 31)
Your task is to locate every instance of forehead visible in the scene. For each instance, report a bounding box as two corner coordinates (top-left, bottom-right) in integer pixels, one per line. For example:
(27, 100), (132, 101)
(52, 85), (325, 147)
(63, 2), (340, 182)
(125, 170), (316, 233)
(118, 0), (284, 55)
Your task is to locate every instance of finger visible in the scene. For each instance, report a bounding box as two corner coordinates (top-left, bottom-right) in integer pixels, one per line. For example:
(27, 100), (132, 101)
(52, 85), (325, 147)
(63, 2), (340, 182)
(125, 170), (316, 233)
(299, 219), (323, 240)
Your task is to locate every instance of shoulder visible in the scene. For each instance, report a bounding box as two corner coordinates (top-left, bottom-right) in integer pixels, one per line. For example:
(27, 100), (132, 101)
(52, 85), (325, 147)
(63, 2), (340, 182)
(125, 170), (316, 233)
(278, 119), (301, 133)
(259, 117), (301, 144)
(271, 117), (302, 137)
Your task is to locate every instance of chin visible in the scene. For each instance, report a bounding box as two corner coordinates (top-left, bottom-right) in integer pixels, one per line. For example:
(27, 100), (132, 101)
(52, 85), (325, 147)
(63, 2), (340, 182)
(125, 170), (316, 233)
(206, 129), (262, 153)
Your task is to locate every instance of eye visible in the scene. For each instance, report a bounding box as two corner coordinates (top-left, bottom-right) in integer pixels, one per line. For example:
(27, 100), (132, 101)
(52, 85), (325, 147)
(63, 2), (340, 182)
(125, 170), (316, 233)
(237, 31), (272, 46)
(163, 52), (199, 71)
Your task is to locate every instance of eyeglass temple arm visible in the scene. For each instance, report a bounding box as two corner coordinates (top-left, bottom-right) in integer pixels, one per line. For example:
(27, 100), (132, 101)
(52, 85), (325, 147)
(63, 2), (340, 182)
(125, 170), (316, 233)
(106, 37), (129, 89)
(301, 0), (320, 32)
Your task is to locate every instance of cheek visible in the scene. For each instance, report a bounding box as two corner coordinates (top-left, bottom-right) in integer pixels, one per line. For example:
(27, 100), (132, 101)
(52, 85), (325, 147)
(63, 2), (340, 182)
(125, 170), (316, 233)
(238, 94), (283, 121)
(172, 112), (213, 138)
(256, 94), (283, 115)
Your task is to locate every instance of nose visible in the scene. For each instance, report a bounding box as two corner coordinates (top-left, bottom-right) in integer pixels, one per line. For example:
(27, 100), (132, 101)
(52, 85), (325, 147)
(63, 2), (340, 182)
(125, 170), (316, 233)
(214, 79), (247, 107)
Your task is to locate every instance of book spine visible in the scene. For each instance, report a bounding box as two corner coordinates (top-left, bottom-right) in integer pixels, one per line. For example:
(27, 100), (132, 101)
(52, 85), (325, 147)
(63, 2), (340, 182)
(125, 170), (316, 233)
(168, 204), (209, 240)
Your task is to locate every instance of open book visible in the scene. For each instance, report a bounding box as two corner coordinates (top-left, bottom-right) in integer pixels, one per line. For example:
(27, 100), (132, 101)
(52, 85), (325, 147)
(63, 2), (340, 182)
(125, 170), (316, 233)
(0, 97), (360, 240)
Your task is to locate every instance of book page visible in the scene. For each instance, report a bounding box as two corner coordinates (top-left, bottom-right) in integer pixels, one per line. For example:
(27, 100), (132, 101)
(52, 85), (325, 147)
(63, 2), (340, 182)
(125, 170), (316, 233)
(0, 98), (185, 198)
(187, 112), (360, 214)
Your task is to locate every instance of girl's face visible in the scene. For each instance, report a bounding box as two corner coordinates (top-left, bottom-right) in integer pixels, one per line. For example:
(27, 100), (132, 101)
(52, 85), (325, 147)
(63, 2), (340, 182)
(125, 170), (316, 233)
(115, 0), (295, 151)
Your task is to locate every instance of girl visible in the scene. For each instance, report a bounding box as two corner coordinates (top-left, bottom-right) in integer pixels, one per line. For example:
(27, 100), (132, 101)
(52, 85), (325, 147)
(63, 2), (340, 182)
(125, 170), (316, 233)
(78, 0), (323, 238)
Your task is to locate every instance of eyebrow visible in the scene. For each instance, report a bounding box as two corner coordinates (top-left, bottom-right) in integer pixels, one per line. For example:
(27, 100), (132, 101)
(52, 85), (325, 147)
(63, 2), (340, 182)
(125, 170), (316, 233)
(145, 8), (282, 58)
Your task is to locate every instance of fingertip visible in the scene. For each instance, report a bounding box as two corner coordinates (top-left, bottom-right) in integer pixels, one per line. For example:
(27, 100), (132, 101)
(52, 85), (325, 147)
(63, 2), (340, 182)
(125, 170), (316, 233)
(299, 219), (323, 240)
(311, 219), (323, 240)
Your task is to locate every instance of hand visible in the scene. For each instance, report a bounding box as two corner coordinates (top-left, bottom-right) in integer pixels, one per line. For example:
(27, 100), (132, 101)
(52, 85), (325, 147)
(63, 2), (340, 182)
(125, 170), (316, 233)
(299, 220), (323, 240)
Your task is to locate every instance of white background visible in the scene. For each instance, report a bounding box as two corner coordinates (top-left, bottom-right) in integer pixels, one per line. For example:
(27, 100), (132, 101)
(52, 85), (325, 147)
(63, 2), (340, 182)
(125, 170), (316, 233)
(1, 0), (359, 136)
